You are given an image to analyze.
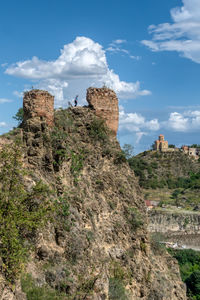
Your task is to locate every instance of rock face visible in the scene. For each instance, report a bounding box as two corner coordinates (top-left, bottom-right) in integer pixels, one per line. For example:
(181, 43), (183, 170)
(0, 90), (187, 300)
(148, 209), (200, 250)
(86, 87), (119, 135)
(23, 89), (54, 127)
(149, 209), (200, 235)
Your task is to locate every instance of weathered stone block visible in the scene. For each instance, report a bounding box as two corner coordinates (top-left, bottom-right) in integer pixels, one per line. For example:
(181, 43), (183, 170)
(23, 89), (54, 127)
(86, 87), (119, 135)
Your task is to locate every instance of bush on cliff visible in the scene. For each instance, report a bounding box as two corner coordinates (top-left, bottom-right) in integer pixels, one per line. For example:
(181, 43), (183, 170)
(0, 143), (54, 282)
(168, 249), (200, 299)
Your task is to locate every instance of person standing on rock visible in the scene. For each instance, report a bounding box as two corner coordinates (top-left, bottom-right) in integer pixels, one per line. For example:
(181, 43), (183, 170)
(74, 95), (78, 107)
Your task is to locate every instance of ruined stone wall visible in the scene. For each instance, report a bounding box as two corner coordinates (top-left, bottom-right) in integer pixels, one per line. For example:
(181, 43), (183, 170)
(86, 87), (119, 135)
(23, 90), (54, 127)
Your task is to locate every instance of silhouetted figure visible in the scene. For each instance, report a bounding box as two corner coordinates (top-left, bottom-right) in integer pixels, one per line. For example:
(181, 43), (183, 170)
(74, 95), (78, 107)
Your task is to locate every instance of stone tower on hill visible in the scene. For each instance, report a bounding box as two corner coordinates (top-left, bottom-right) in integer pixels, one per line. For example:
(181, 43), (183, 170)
(86, 87), (119, 136)
(23, 88), (119, 135)
(154, 134), (168, 151)
(23, 89), (54, 127)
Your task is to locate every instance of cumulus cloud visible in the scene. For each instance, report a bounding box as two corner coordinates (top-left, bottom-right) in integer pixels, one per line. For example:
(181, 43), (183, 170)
(166, 112), (189, 131)
(142, 0), (200, 63)
(119, 106), (160, 134)
(163, 110), (200, 132)
(0, 98), (12, 104)
(5, 37), (150, 106)
(119, 106), (200, 144)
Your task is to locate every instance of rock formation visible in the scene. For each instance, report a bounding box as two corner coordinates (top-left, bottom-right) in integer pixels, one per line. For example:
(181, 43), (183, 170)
(86, 87), (119, 135)
(0, 89), (187, 300)
(23, 89), (54, 127)
(148, 209), (200, 250)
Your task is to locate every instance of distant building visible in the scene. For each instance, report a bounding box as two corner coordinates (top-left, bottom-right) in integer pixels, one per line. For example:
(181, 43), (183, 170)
(181, 146), (200, 159)
(154, 134), (169, 151)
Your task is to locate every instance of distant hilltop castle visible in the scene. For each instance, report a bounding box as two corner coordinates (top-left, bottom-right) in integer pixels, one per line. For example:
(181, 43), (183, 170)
(153, 134), (176, 153)
(153, 134), (200, 159)
(154, 134), (169, 151)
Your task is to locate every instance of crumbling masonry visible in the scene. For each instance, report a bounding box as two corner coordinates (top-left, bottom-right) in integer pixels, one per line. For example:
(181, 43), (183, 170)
(86, 87), (119, 136)
(23, 88), (119, 136)
(23, 89), (54, 127)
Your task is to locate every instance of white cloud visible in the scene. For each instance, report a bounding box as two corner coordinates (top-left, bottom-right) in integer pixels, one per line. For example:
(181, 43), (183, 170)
(107, 39), (141, 61)
(5, 37), (150, 106)
(166, 112), (189, 131)
(142, 0), (200, 63)
(0, 122), (7, 127)
(112, 39), (127, 44)
(0, 98), (12, 104)
(164, 110), (200, 132)
(119, 106), (160, 133)
(119, 106), (200, 138)
(118, 107), (159, 145)
(106, 46), (129, 54)
(13, 91), (23, 98)
(136, 132), (147, 144)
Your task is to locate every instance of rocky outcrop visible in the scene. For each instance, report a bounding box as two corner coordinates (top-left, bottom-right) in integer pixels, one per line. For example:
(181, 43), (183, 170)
(148, 208), (200, 250)
(0, 90), (186, 300)
(23, 89), (54, 127)
(149, 209), (200, 235)
(86, 87), (119, 135)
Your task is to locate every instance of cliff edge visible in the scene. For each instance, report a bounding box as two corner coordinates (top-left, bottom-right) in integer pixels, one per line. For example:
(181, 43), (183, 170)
(0, 89), (186, 300)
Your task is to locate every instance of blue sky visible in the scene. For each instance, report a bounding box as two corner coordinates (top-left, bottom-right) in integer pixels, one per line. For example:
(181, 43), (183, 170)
(1, 0), (200, 153)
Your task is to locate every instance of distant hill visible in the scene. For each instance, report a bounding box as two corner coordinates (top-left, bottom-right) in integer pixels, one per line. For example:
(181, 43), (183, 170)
(127, 150), (200, 208)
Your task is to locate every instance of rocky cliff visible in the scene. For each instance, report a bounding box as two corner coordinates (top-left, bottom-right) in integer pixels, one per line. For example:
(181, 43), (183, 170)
(148, 208), (200, 250)
(0, 89), (186, 300)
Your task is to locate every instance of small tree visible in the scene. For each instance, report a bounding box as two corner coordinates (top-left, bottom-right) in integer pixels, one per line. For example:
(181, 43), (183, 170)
(122, 144), (134, 159)
(13, 107), (24, 125)
(0, 143), (53, 282)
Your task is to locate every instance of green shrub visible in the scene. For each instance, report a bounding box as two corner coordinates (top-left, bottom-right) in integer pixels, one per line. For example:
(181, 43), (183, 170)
(109, 261), (128, 299)
(168, 249), (200, 299)
(70, 150), (85, 184)
(21, 274), (67, 300)
(114, 151), (127, 164)
(88, 118), (108, 142)
(109, 278), (128, 300)
(122, 144), (134, 159)
(13, 107), (24, 126)
(126, 207), (144, 230)
(0, 143), (54, 282)
(186, 271), (200, 297)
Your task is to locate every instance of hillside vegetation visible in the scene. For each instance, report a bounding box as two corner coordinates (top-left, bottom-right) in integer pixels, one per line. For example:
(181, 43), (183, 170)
(168, 249), (200, 300)
(127, 150), (200, 209)
(0, 107), (186, 300)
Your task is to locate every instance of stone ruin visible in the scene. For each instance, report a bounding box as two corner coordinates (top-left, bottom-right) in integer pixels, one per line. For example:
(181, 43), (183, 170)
(86, 87), (119, 135)
(154, 134), (168, 151)
(23, 87), (119, 136)
(23, 89), (54, 127)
